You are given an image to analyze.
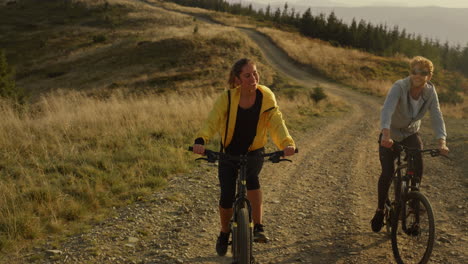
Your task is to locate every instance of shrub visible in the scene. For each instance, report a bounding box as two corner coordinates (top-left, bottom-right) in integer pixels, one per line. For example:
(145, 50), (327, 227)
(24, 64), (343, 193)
(282, 88), (299, 100)
(93, 34), (107, 43)
(310, 86), (327, 103)
(0, 50), (22, 101)
(438, 91), (464, 104)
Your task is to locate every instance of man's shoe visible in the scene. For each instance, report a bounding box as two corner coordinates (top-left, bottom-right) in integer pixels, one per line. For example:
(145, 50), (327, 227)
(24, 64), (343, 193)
(371, 209), (385, 233)
(253, 224), (269, 243)
(216, 231), (230, 256)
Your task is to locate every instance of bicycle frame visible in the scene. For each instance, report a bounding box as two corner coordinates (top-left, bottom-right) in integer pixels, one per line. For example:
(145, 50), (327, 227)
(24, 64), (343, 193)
(391, 143), (442, 234)
(392, 144), (420, 232)
(234, 154), (253, 213)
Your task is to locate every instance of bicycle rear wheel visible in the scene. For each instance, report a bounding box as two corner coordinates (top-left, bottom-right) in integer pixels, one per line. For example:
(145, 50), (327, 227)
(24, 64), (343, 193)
(232, 206), (252, 264)
(391, 191), (435, 264)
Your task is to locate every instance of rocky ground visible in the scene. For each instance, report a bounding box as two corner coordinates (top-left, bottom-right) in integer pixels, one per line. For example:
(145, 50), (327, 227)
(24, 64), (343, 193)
(10, 2), (467, 264)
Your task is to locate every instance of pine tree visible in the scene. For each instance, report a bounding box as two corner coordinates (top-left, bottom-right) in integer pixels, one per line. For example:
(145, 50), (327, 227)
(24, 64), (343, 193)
(299, 8), (314, 36)
(281, 3), (289, 23)
(273, 7), (281, 23)
(349, 19), (358, 47)
(265, 4), (271, 18)
(460, 44), (468, 76)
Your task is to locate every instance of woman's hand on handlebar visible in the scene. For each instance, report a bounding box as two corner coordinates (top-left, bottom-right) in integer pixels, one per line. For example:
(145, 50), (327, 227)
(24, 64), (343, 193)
(283, 146), (295, 156)
(192, 144), (205, 155)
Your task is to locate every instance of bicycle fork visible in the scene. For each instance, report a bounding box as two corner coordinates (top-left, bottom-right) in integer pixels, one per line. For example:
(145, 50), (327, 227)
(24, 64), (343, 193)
(231, 156), (254, 263)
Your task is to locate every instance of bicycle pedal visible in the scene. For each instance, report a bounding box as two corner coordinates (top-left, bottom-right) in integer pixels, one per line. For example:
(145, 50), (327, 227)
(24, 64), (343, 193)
(253, 237), (269, 243)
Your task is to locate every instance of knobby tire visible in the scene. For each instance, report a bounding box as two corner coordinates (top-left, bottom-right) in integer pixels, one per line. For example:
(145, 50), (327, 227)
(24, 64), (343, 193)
(234, 207), (251, 264)
(391, 191), (435, 264)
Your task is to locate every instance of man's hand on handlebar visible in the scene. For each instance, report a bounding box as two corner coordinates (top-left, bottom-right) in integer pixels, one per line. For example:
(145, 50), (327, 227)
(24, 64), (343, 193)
(381, 128), (394, 148)
(381, 137), (394, 148)
(438, 138), (449, 156)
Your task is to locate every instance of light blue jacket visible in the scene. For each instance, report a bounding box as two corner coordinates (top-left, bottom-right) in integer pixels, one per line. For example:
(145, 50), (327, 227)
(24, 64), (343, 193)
(381, 77), (447, 142)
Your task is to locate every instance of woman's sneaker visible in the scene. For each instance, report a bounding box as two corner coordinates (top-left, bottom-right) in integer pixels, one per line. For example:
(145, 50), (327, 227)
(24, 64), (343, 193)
(371, 209), (385, 232)
(253, 224), (269, 243)
(215, 231), (230, 256)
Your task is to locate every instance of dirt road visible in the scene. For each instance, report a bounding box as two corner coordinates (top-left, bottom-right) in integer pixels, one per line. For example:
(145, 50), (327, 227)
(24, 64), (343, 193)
(16, 3), (466, 264)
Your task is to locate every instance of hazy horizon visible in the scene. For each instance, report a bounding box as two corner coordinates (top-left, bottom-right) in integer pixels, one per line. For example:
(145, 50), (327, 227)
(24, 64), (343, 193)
(228, 0), (468, 46)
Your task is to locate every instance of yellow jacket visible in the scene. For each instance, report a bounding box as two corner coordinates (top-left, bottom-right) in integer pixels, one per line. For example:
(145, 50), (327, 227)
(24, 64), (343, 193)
(196, 85), (295, 151)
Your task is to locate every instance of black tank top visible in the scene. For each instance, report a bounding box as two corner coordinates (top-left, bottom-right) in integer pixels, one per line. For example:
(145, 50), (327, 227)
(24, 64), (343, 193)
(226, 89), (263, 155)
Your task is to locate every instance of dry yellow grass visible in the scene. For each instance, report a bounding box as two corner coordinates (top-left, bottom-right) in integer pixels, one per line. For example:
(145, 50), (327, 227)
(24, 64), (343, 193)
(0, 89), (209, 248)
(0, 83), (334, 252)
(257, 27), (392, 95)
(440, 96), (468, 119)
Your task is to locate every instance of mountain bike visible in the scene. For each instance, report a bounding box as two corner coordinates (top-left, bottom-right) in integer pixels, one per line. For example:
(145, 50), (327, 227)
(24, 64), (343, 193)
(383, 142), (448, 264)
(188, 146), (297, 264)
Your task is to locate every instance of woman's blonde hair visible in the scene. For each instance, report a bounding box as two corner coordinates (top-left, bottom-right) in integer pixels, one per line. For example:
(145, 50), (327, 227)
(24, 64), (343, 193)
(410, 56), (434, 74)
(228, 58), (255, 89)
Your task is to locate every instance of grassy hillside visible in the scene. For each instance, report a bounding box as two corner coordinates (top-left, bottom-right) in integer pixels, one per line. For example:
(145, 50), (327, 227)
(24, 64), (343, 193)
(0, 0), (343, 255)
(1, 0), (277, 98)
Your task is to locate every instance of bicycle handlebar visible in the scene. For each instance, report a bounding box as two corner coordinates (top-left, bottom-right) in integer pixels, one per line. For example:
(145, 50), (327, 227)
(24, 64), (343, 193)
(392, 142), (450, 159)
(187, 146), (298, 163)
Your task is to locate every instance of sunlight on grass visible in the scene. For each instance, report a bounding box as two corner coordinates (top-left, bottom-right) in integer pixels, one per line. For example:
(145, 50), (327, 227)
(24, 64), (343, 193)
(0, 84), (337, 251)
(0, 90), (211, 249)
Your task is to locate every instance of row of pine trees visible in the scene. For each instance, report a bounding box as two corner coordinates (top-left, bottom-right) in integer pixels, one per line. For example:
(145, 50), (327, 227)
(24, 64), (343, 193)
(168, 0), (468, 78)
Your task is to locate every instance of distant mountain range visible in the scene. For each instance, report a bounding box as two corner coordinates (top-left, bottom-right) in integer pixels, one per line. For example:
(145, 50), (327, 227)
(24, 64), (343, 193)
(243, 1), (468, 47)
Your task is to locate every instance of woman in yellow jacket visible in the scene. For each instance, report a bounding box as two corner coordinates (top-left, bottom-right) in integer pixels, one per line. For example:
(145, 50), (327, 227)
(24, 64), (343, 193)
(192, 58), (296, 256)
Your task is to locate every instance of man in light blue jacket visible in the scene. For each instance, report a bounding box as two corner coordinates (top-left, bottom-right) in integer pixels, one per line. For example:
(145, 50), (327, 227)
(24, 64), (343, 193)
(371, 56), (449, 232)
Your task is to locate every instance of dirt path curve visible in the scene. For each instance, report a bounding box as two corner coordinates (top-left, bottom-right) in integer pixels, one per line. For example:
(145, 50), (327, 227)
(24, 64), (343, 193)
(15, 3), (466, 264)
(237, 28), (388, 263)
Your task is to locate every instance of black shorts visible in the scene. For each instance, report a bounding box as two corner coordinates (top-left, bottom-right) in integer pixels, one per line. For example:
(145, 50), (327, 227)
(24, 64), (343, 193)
(218, 148), (264, 209)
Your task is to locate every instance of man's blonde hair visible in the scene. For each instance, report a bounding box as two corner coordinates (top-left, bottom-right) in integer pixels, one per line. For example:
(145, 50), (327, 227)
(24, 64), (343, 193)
(410, 56), (434, 74)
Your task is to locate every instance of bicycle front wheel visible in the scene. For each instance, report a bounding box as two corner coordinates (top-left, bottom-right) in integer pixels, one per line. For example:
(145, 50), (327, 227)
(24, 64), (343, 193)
(385, 179), (396, 235)
(391, 191), (435, 264)
(232, 207), (252, 264)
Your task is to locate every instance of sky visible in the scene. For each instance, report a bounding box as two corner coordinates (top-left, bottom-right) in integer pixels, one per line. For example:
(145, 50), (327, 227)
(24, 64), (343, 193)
(248, 0), (468, 8)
